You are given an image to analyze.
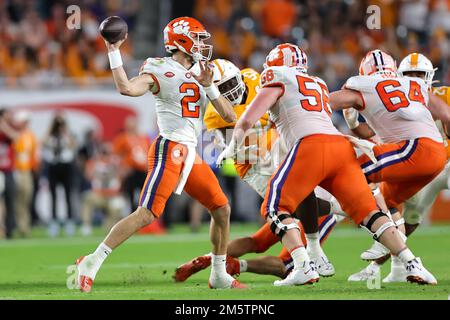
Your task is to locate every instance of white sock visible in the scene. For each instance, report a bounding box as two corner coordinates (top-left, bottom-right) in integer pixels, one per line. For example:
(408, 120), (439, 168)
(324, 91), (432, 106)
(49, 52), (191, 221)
(239, 260), (248, 273)
(290, 246), (309, 270)
(305, 232), (322, 258)
(93, 242), (112, 264)
(391, 255), (402, 267)
(211, 254), (226, 276)
(397, 248), (415, 264)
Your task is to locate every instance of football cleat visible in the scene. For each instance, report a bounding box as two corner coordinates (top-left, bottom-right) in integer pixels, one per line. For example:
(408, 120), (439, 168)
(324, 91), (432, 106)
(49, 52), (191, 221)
(173, 255), (211, 282)
(311, 255), (335, 277)
(382, 256), (407, 283)
(75, 256), (94, 293)
(274, 261), (319, 286)
(225, 256), (241, 277)
(360, 241), (390, 261)
(348, 262), (381, 282)
(405, 258), (437, 285)
(208, 273), (247, 289)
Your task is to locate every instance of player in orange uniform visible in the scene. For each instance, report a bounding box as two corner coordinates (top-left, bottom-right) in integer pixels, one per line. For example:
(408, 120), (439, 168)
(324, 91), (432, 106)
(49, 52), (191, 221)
(344, 53), (450, 283)
(75, 17), (247, 292)
(218, 43), (435, 286)
(174, 59), (340, 282)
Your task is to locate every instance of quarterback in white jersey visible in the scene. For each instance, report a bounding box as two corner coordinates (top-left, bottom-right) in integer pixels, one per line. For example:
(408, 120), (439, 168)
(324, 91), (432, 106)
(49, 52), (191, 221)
(218, 43), (434, 286)
(74, 16), (247, 293)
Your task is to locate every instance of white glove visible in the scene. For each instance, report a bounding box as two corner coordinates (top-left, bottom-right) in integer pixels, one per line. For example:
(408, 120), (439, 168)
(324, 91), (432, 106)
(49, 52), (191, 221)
(216, 139), (237, 167)
(345, 135), (377, 164)
(213, 129), (227, 149)
(216, 139), (260, 167)
(343, 108), (360, 130)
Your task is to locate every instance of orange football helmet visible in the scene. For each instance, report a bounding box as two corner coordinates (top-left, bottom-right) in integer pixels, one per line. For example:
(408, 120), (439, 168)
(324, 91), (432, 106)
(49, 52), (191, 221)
(263, 43), (308, 72)
(163, 17), (212, 62)
(359, 50), (397, 77)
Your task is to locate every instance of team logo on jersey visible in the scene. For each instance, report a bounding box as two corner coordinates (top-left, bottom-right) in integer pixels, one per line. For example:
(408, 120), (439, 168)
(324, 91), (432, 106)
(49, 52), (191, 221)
(164, 72), (175, 78)
(172, 20), (190, 34)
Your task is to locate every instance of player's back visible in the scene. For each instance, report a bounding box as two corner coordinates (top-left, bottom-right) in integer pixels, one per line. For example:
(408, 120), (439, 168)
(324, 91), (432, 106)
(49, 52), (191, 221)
(345, 75), (442, 144)
(140, 57), (209, 146)
(260, 66), (341, 150)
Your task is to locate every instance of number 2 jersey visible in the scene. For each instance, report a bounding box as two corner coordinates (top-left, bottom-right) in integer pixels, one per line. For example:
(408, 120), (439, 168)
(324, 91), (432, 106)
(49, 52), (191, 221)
(344, 75), (443, 144)
(140, 57), (209, 146)
(260, 66), (341, 151)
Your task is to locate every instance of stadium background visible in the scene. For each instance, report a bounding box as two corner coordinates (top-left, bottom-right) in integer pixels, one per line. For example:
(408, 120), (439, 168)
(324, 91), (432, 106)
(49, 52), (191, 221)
(1, 0), (450, 240)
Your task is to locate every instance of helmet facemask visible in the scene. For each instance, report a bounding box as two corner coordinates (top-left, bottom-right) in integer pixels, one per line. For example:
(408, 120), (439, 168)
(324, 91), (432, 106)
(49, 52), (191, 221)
(217, 74), (245, 106)
(188, 31), (213, 62)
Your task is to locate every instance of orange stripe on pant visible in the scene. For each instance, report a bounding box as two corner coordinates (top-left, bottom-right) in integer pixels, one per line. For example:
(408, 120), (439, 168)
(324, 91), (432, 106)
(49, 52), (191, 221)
(139, 136), (228, 217)
(261, 134), (378, 225)
(358, 138), (447, 208)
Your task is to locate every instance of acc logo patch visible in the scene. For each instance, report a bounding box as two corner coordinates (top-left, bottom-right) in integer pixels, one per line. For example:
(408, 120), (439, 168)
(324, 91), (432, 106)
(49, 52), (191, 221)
(185, 72), (192, 79)
(164, 72), (175, 78)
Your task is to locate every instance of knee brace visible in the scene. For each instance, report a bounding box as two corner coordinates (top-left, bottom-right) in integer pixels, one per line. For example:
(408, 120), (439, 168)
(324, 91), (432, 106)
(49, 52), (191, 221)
(360, 211), (395, 241)
(267, 211), (300, 239)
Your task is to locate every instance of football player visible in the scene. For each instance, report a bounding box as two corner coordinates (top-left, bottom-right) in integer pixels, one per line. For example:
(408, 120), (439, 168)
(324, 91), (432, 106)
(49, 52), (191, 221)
(218, 44), (434, 286)
(330, 49), (449, 285)
(74, 17), (247, 292)
(173, 59), (341, 282)
(345, 53), (450, 283)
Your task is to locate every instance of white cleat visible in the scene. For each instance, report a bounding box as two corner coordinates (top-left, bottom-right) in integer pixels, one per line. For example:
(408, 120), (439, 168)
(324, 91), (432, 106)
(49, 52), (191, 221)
(383, 256), (407, 283)
(360, 241), (390, 261)
(348, 262), (380, 282)
(274, 261), (320, 286)
(208, 273), (246, 289)
(311, 254), (335, 277)
(75, 254), (99, 292)
(405, 257), (437, 285)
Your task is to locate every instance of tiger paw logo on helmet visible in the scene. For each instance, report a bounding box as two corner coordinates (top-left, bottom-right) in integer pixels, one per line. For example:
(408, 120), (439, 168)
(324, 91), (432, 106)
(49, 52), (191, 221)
(172, 20), (190, 35)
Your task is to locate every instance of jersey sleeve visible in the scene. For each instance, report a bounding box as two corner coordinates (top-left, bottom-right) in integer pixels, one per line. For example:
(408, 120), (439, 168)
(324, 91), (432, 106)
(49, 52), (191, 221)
(344, 76), (370, 92)
(139, 58), (163, 94)
(260, 67), (285, 91)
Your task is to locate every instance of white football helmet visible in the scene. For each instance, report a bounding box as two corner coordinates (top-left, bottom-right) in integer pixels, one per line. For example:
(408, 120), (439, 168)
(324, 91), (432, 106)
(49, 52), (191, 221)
(398, 53), (437, 88)
(359, 49), (397, 77)
(191, 59), (245, 105)
(211, 59), (245, 105)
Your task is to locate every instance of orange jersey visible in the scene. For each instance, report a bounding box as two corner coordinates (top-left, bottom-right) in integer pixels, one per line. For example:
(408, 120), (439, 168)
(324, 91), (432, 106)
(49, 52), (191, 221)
(431, 86), (450, 158)
(203, 68), (274, 178)
(13, 129), (38, 171)
(112, 132), (150, 172)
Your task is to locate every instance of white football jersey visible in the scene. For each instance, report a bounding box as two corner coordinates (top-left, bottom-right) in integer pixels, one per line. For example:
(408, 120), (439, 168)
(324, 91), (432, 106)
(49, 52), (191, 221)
(345, 75), (443, 144)
(260, 66), (341, 151)
(140, 57), (209, 146)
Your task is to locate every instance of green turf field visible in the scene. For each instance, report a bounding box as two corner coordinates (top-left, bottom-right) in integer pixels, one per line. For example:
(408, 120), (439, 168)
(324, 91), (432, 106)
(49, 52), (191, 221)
(0, 223), (449, 300)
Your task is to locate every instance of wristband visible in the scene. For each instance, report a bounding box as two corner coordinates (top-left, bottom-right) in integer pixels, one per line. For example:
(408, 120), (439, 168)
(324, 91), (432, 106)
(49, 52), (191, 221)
(204, 84), (221, 101)
(108, 50), (123, 69)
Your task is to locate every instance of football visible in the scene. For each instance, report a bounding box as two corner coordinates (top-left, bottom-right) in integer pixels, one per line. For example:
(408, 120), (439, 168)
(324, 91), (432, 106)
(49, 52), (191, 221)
(99, 16), (128, 44)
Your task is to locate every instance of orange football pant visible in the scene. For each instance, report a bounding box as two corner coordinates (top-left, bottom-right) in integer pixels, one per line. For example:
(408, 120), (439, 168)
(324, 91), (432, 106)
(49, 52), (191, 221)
(358, 138), (447, 208)
(139, 136), (228, 217)
(261, 134), (378, 225)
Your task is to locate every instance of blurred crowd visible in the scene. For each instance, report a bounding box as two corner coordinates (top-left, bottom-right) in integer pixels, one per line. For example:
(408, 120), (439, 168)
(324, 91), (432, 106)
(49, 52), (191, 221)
(0, 108), (167, 239)
(195, 0), (450, 90)
(0, 0), (138, 88)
